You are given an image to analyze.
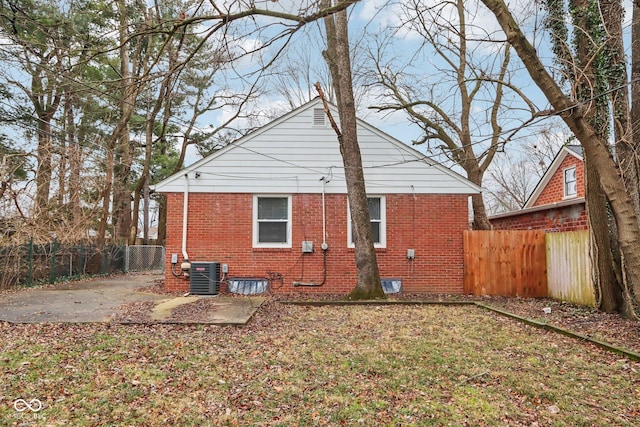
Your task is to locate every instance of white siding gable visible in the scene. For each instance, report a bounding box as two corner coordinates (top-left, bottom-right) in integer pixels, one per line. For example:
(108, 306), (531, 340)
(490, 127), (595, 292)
(154, 98), (481, 195)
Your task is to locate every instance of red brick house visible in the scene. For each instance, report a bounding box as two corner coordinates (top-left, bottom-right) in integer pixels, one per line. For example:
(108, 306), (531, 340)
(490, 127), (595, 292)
(490, 145), (587, 231)
(154, 98), (481, 295)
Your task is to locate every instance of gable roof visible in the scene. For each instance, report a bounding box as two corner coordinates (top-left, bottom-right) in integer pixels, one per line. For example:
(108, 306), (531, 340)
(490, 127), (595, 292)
(153, 98), (482, 195)
(522, 145), (583, 209)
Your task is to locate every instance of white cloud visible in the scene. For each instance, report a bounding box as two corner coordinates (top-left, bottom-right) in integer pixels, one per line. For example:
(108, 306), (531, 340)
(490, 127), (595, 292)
(358, 0), (393, 21)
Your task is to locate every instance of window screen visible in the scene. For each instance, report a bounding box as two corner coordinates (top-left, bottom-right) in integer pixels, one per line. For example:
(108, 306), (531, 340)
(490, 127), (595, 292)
(257, 197), (288, 243)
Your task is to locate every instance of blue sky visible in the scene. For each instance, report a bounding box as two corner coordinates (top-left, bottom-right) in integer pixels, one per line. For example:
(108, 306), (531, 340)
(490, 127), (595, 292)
(194, 0), (561, 166)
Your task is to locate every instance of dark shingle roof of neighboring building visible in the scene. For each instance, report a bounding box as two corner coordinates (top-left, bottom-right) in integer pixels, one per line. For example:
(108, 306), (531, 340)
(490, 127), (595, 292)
(565, 145), (583, 157)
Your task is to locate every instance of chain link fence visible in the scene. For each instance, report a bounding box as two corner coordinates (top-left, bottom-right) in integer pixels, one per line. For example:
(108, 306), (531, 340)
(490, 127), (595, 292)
(0, 241), (166, 290)
(0, 240), (126, 290)
(124, 245), (165, 273)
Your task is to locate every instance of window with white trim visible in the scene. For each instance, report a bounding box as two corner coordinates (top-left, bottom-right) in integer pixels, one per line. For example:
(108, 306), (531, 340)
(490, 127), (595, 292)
(564, 167), (577, 198)
(253, 196), (291, 247)
(348, 196), (386, 248)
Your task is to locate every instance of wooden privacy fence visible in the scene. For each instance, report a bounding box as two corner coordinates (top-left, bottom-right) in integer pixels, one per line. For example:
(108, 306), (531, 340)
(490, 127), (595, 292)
(464, 230), (595, 306)
(546, 230), (595, 306)
(463, 230), (548, 298)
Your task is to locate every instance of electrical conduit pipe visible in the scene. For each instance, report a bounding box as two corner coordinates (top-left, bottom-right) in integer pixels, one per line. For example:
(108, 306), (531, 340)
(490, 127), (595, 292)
(293, 175), (329, 287)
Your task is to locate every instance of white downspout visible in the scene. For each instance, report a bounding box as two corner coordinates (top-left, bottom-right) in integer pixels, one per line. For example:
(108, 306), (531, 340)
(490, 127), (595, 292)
(320, 169), (331, 251)
(322, 177), (327, 248)
(181, 174), (190, 275)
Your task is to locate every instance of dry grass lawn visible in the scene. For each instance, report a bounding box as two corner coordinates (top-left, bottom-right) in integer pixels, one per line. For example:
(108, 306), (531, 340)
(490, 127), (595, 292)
(1, 302), (639, 426)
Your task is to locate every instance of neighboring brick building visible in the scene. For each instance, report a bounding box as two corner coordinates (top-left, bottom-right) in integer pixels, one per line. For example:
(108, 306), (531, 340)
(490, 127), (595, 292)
(154, 98), (481, 295)
(490, 146), (587, 232)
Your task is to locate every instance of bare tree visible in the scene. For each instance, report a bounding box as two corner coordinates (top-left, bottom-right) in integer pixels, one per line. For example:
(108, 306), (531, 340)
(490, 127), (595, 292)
(524, 130), (568, 179)
(485, 156), (536, 213)
(540, 0), (636, 316)
(266, 17), (372, 114)
(0, 1), (64, 216)
(107, 0), (362, 245)
(485, 129), (568, 214)
(1, 0), (360, 246)
(319, 0), (384, 299)
(367, 0), (541, 229)
(480, 0), (640, 316)
(633, 1), (640, 172)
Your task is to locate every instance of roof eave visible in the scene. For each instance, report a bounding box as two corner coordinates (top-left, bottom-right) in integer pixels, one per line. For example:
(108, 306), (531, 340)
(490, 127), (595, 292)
(490, 197), (585, 220)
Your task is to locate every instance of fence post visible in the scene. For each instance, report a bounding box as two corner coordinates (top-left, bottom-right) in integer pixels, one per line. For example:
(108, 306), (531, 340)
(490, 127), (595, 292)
(28, 237), (33, 286)
(101, 245), (107, 274)
(120, 244), (126, 272)
(79, 244), (84, 276)
(50, 238), (58, 284)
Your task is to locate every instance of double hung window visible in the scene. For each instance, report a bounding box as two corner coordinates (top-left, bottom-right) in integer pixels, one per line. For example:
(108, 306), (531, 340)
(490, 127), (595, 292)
(348, 196), (386, 248)
(254, 196), (291, 247)
(564, 167), (577, 198)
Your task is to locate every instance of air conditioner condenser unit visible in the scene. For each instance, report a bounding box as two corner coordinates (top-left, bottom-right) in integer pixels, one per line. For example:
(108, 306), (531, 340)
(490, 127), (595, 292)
(189, 262), (221, 295)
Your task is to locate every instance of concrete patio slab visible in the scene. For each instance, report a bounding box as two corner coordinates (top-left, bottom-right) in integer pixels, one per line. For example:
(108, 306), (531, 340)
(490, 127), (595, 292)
(148, 295), (266, 325)
(0, 273), (264, 325)
(151, 296), (200, 321)
(197, 297), (266, 325)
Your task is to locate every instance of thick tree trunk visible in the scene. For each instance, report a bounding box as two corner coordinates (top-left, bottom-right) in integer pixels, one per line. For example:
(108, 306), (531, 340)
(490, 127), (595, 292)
(113, 135), (133, 244)
(601, 0), (640, 216)
(576, 0), (632, 313)
(97, 0), (138, 246)
(57, 131), (66, 207)
(481, 0), (640, 313)
(35, 121), (52, 213)
(68, 109), (82, 221)
(632, 1), (640, 186)
(471, 194), (492, 230)
(32, 75), (61, 215)
(467, 168), (492, 229)
(156, 195), (167, 246)
(130, 174), (144, 245)
(585, 158), (623, 312)
(97, 138), (114, 246)
(322, 2), (384, 299)
(111, 0), (139, 245)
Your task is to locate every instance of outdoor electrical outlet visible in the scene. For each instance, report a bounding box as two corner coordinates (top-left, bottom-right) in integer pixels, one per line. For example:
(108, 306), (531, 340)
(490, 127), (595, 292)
(407, 249), (415, 259)
(171, 253), (178, 264)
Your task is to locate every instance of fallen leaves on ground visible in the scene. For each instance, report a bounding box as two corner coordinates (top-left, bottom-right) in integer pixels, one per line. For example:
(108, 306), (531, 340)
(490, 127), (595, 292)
(474, 295), (640, 354)
(2, 299), (638, 426)
(113, 291), (640, 354)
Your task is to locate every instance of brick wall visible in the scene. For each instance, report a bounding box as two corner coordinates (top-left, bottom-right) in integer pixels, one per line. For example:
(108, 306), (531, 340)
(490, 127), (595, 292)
(164, 192), (470, 294)
(533, 155), (584, 206)
(491, 203), (587, 232)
